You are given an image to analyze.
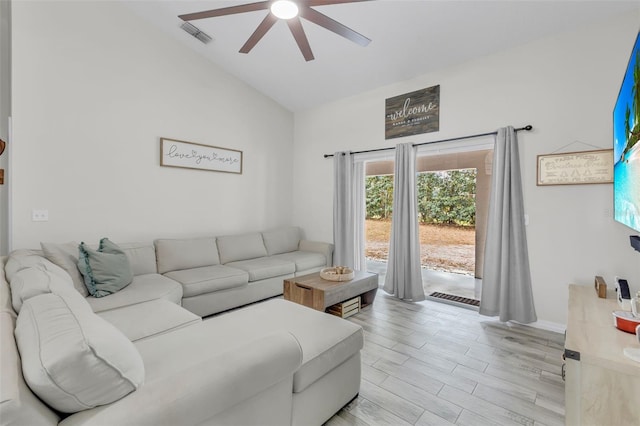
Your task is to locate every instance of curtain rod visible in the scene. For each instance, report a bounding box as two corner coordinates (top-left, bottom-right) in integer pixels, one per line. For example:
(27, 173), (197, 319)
(323, 125), (533, 158)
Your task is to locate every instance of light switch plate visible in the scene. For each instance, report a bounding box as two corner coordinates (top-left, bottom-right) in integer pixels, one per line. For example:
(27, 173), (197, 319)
(32, 209), (49, 222)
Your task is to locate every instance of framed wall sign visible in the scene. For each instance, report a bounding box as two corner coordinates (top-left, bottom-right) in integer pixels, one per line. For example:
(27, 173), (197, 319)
(385, 85), (440, 140)
(160, 138), (243, 174)
(536, 149), (613, 186)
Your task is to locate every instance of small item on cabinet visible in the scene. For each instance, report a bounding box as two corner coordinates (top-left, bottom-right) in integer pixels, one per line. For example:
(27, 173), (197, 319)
(615, 277), (632, 310)
(622, 324), (640, 362)
(624, 348), (640, 362)
(612, 310), (640, 333)
(631, 291), (640, 318)
(594, 276), (607, 298)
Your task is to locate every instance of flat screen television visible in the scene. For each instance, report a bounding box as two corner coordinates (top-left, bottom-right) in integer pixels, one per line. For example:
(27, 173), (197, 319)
(613, 31), (640, 233)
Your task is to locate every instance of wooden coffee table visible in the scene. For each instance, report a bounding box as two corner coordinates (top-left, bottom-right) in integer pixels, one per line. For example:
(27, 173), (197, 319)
(283, 270), (378, 313)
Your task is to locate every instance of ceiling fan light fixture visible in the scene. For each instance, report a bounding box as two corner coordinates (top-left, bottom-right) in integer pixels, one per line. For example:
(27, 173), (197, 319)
(270, 0), (299, 20)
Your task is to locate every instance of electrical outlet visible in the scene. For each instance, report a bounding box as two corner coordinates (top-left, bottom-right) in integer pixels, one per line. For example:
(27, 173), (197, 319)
(32, 209), (49, 222)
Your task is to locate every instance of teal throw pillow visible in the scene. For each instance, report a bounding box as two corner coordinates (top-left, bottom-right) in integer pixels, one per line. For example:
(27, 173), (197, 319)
(77, 238), (133, 298)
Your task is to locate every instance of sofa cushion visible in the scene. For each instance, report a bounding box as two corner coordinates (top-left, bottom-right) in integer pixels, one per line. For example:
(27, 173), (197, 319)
(0, 311), (60, 426)
(262, 227), (301, 256)
(5, 251), (68, 277)
(4, 250), (44, 280)
(5, 250), (69, 281)
(217, 233), (267, 264)
(40, 242), (89, 297)
(15, 292), (145, 413)
(86, 273), (182, 313)
(120, 242), (158, 276)
(0, 260), (60, 426)
(64, 331), (302, 426)
(78, 238), (134, 298)
(1, 261), (14, 316)
(4, 253), (28, 283)
(155, 238), (219, 274)
(98, 299), (201, 342)
(225, 258), (295, 282)
(134, 299), (362, 394)
(245, 300), (363, 393)
(9, 264), (74, 313)
(164, 265), (248, 297)
(271, 251), (327, 272)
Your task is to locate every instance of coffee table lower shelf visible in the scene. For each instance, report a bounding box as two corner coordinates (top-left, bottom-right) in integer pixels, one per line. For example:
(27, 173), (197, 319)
(327, 296), (361, 318)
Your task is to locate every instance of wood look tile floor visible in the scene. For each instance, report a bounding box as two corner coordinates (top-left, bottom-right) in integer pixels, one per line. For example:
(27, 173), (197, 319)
(324, 293), (566, 426)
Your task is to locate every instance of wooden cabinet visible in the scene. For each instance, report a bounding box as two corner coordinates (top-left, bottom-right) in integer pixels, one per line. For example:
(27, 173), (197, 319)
(564, 284), (640, 425)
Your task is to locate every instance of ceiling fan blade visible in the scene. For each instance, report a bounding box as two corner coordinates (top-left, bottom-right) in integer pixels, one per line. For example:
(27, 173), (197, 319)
(239, 13), (278, 54)
(179, 1), (269, 21)
(287, 17), (315, 62)
(306, 0), (374, 5)
(300, 6), (371, 47)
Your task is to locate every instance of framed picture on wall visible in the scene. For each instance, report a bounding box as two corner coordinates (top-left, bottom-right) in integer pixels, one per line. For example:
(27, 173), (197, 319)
(536, 149), (613, 186)
(160, 138), (243, 174)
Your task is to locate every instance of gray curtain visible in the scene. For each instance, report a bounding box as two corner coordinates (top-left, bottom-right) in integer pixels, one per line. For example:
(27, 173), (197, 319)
(353, 162), (366, 271)
(480, 126), (537, 323)
(383, 143), (425, 301)
(333, 151), (355, 267)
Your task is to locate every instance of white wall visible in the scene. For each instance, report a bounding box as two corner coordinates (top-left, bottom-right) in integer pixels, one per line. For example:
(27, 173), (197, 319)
(10, 1), (294, 249)
(0, 0), (10, 255)
(292, 12), (640, 326)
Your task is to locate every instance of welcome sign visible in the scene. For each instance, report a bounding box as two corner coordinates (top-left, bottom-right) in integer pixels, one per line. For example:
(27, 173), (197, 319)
(385, 85), (440, 139)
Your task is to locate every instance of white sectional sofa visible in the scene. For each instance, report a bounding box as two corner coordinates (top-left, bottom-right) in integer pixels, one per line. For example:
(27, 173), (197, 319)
(0, 227), (363, 426)
(156, 227), (332, 317)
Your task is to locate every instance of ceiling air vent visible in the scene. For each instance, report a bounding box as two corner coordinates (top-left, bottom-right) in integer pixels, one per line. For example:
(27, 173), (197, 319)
(180, 22), (212, 44)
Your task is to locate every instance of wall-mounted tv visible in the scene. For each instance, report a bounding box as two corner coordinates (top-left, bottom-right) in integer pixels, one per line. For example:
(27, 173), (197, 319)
(613, 31), (640, 233)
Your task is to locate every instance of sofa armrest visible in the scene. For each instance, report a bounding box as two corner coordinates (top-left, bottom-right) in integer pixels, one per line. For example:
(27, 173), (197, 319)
(60, 331), (303, 426)
(299, 240), (334, 267)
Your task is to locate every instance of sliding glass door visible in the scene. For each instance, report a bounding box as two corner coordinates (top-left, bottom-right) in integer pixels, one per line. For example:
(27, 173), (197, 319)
(362, 145), (491, 304)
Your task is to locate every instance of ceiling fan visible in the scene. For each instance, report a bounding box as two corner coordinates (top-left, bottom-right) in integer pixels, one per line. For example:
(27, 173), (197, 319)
(179, 0), (373, 62)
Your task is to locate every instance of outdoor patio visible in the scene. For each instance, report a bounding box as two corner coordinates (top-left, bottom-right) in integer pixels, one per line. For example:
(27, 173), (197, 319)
(366, 259), (482, 307)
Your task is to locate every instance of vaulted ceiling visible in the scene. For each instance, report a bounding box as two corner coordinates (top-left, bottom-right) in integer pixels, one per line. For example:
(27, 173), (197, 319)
(125, 1), (640, 111)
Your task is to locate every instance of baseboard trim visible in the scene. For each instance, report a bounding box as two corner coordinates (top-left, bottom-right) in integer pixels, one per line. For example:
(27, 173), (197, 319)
(514, 319), (566, 334)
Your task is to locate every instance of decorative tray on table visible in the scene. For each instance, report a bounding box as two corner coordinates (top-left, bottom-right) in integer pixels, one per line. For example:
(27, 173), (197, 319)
(320, 266), (354, 282)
